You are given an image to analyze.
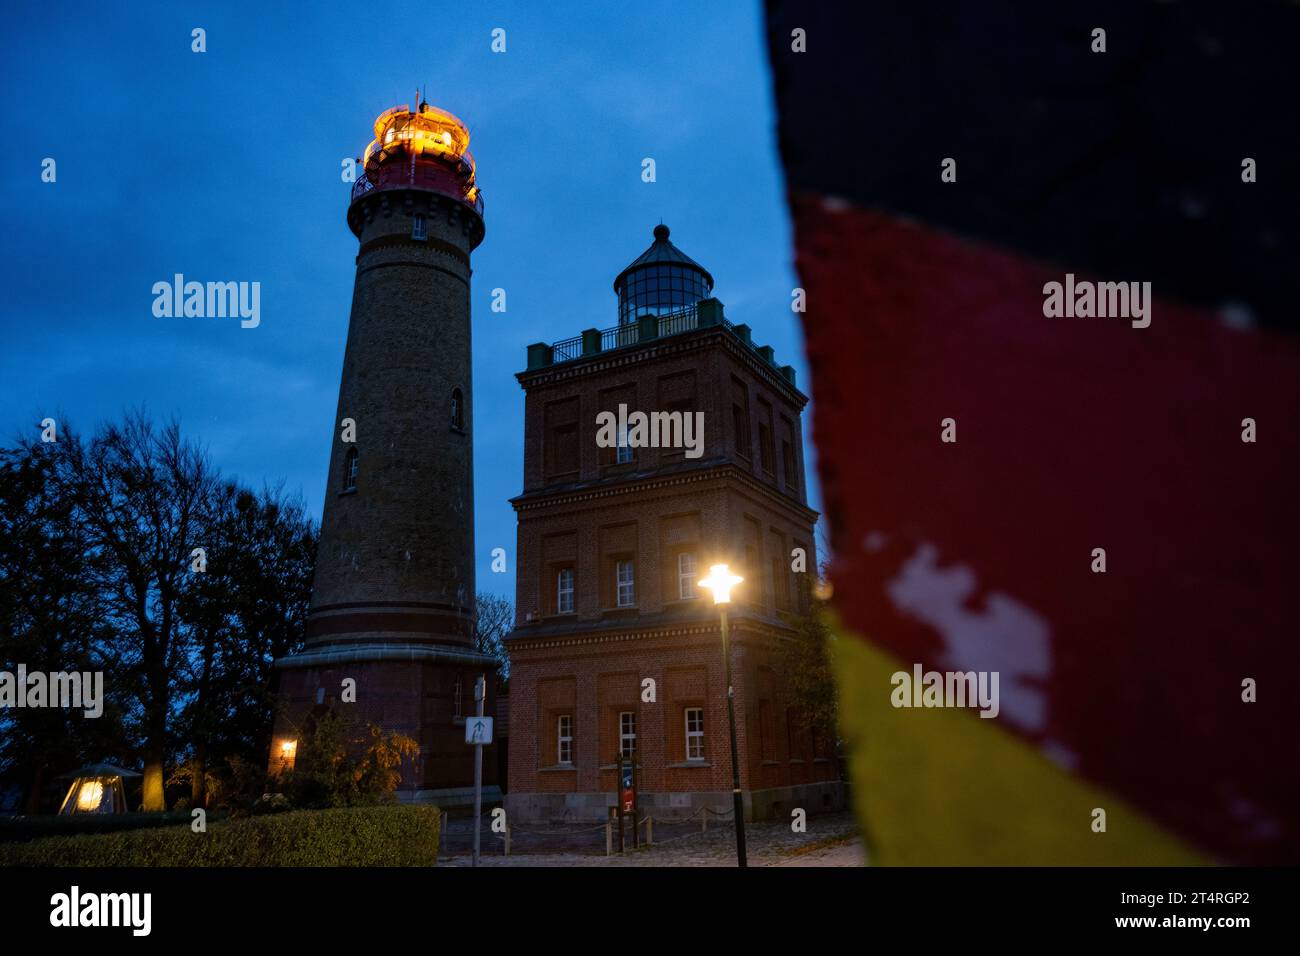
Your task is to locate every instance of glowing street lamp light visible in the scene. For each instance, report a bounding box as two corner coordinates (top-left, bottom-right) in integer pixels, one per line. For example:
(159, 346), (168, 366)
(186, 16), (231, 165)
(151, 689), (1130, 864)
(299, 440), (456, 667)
(698, 562), (748, 867)
(698, 564), (743, 605)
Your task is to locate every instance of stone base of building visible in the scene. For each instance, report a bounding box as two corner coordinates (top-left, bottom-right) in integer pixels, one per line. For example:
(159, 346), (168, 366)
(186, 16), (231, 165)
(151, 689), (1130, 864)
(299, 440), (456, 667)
(398, 785), (503, 810)
(506, 780), (848, 824)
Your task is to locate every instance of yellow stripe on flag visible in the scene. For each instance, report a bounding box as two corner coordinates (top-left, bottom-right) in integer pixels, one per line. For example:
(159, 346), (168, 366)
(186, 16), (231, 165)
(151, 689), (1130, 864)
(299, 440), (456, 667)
(830, 615), (1209, 866)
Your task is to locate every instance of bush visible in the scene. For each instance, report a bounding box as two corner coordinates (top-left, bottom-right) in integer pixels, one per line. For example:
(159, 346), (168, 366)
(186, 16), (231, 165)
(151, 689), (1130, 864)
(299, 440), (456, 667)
(277, 709), (420, 810)
(0, 805), (440, 866)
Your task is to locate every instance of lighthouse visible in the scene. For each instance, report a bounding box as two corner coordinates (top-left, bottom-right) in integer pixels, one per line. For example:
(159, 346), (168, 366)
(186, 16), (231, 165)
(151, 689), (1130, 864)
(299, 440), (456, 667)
(270, 100), (497, 803)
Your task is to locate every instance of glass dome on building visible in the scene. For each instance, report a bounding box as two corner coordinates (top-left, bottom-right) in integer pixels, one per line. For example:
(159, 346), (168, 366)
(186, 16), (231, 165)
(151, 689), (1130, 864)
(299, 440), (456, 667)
(614, 224), (714, 325)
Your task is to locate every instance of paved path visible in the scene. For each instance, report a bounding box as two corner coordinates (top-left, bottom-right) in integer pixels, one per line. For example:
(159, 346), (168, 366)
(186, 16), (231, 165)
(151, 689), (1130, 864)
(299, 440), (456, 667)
(441, 811), (864, 868)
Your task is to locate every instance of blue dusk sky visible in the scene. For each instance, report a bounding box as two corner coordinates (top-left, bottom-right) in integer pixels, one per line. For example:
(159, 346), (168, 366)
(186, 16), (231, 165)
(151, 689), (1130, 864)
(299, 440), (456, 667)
(0, 1), (820, 602)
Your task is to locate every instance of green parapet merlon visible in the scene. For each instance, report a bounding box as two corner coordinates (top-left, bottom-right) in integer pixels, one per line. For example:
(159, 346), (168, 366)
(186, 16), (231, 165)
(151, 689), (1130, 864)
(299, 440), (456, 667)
(731, 322), (752, 346)
(697, 297), (725, 328)
(781, 365), (797, 387)
(757, 345), (776, 364)
(527, 342), (553, 370)
(637, 313), (658, 343)
(581, 328), (602, 356)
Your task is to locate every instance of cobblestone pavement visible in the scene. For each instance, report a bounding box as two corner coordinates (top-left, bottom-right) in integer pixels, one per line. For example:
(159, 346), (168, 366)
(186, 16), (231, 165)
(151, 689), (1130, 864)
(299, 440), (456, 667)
(440, 811), (863, 867)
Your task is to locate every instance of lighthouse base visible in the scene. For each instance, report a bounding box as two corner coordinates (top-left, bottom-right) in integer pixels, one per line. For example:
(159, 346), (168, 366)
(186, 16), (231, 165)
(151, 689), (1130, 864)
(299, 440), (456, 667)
(269, 643), (500, 796)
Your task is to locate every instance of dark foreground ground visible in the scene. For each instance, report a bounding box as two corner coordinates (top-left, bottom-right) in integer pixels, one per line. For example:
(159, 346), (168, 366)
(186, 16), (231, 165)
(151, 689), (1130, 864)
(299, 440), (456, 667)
(438, 810), (863, 867)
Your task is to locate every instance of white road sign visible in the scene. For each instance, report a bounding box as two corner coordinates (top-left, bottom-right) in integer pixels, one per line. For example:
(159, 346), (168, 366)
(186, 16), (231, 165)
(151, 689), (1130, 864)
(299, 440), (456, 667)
(465, 716), (493, 745)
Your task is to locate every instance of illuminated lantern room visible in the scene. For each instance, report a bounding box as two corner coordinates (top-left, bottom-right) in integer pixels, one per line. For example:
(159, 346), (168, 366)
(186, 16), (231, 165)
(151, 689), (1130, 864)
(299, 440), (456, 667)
(614, 224), (714, 326)
(348, 95), (484, 242)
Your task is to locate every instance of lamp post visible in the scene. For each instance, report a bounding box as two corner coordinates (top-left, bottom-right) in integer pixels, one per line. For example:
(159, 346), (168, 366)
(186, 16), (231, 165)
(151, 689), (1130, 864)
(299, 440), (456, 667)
(698, 563), (747, 867)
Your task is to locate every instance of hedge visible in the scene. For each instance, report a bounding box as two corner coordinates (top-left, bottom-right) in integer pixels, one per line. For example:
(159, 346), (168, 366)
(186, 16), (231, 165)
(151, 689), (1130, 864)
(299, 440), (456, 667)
(0, 811), (200, 844)
(0, 805), (440, 867)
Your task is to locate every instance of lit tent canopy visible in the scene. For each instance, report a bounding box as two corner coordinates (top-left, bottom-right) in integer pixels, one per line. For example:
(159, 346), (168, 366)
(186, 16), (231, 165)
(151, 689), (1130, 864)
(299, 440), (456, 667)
(57, 763), (141, 815)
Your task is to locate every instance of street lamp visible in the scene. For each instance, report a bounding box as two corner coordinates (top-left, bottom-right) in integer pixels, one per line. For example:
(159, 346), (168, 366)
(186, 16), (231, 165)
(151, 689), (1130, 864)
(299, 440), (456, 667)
(698, 563), (748, 867)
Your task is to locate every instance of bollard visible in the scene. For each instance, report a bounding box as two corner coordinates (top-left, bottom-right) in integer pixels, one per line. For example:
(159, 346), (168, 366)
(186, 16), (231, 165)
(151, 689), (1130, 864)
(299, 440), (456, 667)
(605, 820), (613, 857)
(504, 823), (510, 857)
(702, 810), (708, 834)
(646, 816), (653, 847)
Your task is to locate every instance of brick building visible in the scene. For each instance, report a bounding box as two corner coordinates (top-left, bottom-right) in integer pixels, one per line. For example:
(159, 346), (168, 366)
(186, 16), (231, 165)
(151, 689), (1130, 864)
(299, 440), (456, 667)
(504, 225), (845, 823)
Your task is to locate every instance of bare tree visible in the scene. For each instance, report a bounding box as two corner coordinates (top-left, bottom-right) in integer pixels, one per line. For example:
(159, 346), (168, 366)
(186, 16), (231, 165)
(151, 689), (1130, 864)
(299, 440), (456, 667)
(474, 592), (513, 685)
(62, 412), (218, 811)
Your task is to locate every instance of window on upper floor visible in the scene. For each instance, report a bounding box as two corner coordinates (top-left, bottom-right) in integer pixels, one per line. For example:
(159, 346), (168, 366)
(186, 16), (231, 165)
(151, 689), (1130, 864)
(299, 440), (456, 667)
(547, 423), (578, 477)
(556, 567), (575, 615)
(544, 398), (581, 479)
(677, 552), (698, 601)
(782, 439), (797, 489)
(757, 398), (776, 474)
(451, 388), (465, 431)
(412, 214), (427, 241)
(616, 559), (636, 607)
(733, 404), (751, 460)
(616, 423), (633, 464)
(342, 447), (358, 492)
(759, 424), (773, 472)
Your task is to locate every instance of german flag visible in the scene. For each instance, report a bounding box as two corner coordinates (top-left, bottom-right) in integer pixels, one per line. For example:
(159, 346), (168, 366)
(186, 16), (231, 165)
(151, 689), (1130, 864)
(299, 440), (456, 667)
(765, 1), (1300, 864)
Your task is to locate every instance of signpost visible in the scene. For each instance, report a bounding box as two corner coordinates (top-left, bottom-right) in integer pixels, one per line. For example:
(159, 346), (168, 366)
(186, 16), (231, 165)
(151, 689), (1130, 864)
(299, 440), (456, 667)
(469, 674), (489, 868)
(615, 751), (637, 853)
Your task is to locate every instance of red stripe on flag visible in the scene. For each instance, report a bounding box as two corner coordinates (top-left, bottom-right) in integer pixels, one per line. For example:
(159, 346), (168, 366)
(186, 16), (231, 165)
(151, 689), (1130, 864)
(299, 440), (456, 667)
(794, 193), (1300, 863)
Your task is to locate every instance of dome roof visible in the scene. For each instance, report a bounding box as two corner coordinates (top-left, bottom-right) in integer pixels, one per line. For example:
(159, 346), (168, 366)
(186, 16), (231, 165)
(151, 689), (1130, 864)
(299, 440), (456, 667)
(613, 224), (714, 293)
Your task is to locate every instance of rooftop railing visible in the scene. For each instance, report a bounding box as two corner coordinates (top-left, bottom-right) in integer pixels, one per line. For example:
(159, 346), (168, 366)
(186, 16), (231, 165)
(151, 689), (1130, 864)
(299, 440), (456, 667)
(525, 299), (798, 389)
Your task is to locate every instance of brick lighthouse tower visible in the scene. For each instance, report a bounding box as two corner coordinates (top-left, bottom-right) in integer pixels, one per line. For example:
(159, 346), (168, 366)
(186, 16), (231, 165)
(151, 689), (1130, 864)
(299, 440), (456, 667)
(271, 99), (498, 805)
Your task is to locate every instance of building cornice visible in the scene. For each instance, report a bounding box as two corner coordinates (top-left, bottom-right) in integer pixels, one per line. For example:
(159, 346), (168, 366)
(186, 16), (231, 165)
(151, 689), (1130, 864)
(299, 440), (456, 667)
(516, 325), (808, 409)
(505, 611), (794, 653)
(510, 460), (819, 523)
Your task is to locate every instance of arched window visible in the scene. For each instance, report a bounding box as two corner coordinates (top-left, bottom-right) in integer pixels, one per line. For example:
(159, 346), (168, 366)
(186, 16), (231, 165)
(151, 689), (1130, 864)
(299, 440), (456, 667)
(451, 388), (465, 431)
(342, 447), (358, 491)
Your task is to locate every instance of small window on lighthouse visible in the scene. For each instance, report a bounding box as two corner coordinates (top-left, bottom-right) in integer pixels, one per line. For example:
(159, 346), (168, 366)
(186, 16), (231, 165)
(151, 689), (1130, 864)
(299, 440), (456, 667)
(451, 388), (465, 431)
(412, 214), (427, 241)
(343, 447), (358, 491)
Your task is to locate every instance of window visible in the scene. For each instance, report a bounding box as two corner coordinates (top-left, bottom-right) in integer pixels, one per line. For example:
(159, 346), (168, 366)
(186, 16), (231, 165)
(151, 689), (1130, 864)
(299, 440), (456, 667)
(771, 556), (787, 611)
(757, 398), (775, 474)
(733, 404), (751, 459)
(547, 423), (578, 476)
(599, 386), (637, 466)
(781, 416), (799, 489)
(677, 552), (697, 600)
(731, 377), (752, 461)
(758, 422), (774, 473)
(556, 567), (575, 614)
(544, 398), (580, 478)
(619, 711), (637, 758)
(616, 559), (635, 607)
(450, 388), (464, 431)
(411, 214), (427, 240)
(342, 447), (358, 491)
(557, 715), (573, 764)
(685, 708), (705, 760)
